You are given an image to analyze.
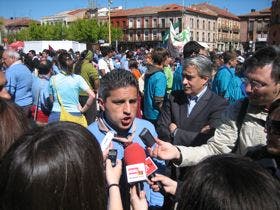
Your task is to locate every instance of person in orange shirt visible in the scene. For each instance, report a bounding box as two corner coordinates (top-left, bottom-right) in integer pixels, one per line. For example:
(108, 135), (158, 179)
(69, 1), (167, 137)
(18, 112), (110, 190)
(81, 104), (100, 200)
(129, 59), (141, 80)
(129, 59), (143, 118)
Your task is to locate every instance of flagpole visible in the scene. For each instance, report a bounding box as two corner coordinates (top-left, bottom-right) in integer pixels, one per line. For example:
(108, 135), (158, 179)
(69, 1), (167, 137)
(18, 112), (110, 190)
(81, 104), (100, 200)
(182, 0), (184, 30)
(108, 0), (112, 45)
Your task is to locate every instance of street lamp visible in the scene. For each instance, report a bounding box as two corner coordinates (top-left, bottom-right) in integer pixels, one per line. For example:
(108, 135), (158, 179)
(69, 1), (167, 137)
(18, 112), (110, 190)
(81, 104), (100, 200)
(108, 0), (112, 45)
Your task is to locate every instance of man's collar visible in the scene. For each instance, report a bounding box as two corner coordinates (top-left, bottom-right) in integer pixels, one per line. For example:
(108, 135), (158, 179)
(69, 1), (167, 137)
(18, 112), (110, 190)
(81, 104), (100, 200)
(187, 86), (208, 101)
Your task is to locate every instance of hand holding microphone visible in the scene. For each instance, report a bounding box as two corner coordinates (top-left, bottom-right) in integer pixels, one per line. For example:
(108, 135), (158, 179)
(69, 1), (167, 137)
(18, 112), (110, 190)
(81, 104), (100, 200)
(124, 143), (147, 196)
(139, 128), (166, 195)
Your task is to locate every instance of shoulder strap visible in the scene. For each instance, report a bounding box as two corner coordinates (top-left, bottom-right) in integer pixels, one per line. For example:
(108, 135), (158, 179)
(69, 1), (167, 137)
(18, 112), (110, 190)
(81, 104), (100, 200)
(232, 98), (249, 153)
(236, 98), (249, 130)
(52, 77), (63, 107)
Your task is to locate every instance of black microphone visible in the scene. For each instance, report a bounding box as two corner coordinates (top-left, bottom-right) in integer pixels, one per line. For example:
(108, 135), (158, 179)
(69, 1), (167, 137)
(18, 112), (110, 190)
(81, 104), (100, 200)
(139, 128), (166, 194)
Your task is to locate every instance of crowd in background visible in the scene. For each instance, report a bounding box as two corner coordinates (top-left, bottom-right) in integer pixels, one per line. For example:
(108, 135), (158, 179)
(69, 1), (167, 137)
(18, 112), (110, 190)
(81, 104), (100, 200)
(0, 41), (279, 210)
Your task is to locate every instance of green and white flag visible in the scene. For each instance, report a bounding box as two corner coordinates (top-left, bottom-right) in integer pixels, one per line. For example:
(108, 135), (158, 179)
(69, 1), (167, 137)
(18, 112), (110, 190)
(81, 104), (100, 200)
(166, 21), (190, 57)
(163, 21), (180, 44)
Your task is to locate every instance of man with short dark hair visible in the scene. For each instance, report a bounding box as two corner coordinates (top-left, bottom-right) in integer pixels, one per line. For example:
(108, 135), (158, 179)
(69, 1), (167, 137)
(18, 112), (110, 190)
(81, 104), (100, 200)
(28, 50), (40, 72)
(88, 70), (165, 210)
(98, 46), (114, 77)
(143, 47), (168, 125)
(31, 60), (53, 125)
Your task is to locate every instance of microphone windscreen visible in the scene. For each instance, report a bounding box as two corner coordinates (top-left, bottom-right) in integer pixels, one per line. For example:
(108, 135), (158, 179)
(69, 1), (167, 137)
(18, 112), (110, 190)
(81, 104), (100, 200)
(124, 143), (146, 165)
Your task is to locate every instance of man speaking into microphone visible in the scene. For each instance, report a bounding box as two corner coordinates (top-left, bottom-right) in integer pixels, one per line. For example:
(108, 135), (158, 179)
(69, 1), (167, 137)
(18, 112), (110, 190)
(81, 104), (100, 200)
(88, 70), (165, 210)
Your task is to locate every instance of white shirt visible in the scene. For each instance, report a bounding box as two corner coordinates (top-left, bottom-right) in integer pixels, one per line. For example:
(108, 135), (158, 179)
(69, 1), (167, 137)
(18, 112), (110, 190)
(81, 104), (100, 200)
(98, 57), (114, 75)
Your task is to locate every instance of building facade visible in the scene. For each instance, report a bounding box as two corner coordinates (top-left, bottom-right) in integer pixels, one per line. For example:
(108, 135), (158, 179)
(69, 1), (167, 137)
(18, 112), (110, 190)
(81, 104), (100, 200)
(110, 4), (185, 49)
(239, 8), (271, 51)
(268, 0), (280, 45)
(190, 3), (241, 51)
(110, 3), (241, 51)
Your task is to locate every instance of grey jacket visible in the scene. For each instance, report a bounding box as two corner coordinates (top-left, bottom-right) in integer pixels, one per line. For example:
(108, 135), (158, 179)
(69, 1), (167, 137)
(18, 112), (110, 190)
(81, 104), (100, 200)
(176, 100), (267, 166)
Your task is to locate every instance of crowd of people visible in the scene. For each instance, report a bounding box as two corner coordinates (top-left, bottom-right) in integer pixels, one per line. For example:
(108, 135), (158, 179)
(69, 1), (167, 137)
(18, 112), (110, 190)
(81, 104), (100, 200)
(0, 41), (279, 210)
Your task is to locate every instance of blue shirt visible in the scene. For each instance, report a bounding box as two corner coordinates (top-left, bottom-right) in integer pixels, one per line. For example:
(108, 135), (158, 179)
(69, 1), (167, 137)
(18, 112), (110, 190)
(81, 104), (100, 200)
(49, 72), (89, 113)
(5, 62), (33, 106)
(187, 86), (208, 116)
(211, 65), (234, 97)
(144, 71), (167, 120)
(87, 117), (165, 207)
(32, 75), (51, 110)
(172, 64), (183, 91)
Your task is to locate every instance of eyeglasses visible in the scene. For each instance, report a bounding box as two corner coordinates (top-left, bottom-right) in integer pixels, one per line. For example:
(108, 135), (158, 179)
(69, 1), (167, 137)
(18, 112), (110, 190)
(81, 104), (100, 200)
(244, 78), (266, 89)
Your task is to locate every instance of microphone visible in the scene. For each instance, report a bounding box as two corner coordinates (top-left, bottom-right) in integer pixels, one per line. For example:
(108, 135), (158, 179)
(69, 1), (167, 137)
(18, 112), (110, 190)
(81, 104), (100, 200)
(145, 157), (165, 195)
(138, 128), (165, 194)
(124, 143), (147, 195)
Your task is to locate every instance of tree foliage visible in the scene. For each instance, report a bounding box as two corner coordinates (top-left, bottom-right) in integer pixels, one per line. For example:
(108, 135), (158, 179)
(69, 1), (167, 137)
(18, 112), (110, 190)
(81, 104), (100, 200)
(6, 19), (123, 44)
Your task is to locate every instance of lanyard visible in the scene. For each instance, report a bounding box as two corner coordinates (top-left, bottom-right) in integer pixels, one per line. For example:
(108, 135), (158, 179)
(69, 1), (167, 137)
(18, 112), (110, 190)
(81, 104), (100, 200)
(97, 117), (136, 147)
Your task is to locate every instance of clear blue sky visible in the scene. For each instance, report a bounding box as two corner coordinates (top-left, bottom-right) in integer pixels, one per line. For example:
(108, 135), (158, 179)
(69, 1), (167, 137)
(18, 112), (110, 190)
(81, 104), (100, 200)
(0, 0), (272, 20)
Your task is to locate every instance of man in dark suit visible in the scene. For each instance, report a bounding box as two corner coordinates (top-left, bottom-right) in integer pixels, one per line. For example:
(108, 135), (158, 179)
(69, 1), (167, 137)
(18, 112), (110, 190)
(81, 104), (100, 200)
(156, 55), (228, 147)
(156, 55), (228, 210)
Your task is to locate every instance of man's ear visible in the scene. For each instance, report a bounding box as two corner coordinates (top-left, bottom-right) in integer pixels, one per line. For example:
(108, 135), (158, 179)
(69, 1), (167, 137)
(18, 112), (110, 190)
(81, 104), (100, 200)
(202, 76), (209, 86)
(98, 98), (105, 111)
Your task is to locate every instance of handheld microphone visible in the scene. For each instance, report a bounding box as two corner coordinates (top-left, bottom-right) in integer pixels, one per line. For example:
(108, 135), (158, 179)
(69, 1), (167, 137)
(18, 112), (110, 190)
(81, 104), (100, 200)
(124, 143), (147, 195)
(138, 128), (165, 194)
(145, 157), (165, 195)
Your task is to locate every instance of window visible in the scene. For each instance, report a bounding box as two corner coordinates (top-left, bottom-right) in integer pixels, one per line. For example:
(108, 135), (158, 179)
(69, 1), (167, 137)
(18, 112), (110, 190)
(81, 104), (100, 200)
(136, 18), (141, 28)
(197, 19), (199, 29)
(208, 21), (211, 30)
(213, 22), (216, 30)
(129, 19), (133, 28)
(144, 19), (149, 28)
(203, 20), (205, 30)
(208, 33), (211, 42)
(202, 32), (205, 41)
(153, 18), (157, 27)
(196, 32), (199, 41)
(137, 31), (141, 40)
(190, 18), (194, 29)
(144, 30), (149, 40)
(248, 21), (254, 31)
(153, 30), (157, 40)
(213, 33), (216, 42)
(190, 31), (193, 40)
(161, 18), (165, 28)
(129, 32), (133, 41)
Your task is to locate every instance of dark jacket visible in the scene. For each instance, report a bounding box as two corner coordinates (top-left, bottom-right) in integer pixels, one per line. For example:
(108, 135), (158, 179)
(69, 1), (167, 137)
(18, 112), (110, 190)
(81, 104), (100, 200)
(156, 88), (228, 146)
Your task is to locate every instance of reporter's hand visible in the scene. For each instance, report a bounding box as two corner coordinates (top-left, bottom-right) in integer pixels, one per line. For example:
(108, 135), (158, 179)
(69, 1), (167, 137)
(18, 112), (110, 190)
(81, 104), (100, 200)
(150, 174), (177, 195)
(102, 142), (113, 161)
(106, 159), (122, 185)
(130, 185), (148, 210)
(147, 138), (181, 161)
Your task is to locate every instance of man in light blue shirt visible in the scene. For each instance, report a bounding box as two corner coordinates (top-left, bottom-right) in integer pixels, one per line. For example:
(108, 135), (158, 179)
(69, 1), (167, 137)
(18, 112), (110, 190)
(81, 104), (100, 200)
(88, 70), (165, 210)
(3, 49), (33, 115)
